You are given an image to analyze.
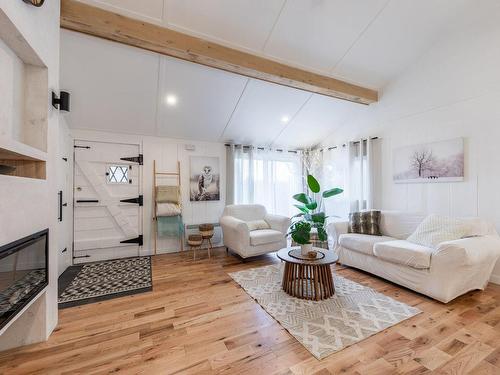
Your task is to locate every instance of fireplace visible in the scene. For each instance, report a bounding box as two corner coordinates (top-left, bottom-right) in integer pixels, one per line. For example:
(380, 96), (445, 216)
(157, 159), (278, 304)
(0, 229), (48, 331)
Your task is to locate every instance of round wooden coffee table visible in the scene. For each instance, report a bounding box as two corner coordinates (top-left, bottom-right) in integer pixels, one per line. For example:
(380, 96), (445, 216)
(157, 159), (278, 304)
(277, 247), (338, 301)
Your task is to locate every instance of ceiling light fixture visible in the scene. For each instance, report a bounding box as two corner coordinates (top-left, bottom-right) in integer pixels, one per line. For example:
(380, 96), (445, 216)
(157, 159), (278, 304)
(165, 94), (178, 106)
(281, 116), (290, 123)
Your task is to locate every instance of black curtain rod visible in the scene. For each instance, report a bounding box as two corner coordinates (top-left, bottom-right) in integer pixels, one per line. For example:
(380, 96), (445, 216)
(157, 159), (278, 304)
(324, 136), (379, 151)
(224, 143), (298, 154)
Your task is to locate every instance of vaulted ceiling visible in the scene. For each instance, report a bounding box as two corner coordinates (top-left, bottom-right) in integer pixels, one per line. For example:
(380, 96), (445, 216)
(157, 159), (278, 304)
(60, 0), (472, 148)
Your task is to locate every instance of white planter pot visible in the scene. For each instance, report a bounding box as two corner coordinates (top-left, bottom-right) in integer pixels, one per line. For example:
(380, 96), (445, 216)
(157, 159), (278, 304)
(301, 243), (313, 256)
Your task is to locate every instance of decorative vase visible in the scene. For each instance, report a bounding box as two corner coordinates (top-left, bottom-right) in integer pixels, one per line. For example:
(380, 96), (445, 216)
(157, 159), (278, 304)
(301, 243), (313, 256)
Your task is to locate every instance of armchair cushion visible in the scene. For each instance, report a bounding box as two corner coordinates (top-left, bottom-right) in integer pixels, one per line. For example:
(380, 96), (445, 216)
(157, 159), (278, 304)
(247, 220), (270, 231)
(250, 229), (284, 246)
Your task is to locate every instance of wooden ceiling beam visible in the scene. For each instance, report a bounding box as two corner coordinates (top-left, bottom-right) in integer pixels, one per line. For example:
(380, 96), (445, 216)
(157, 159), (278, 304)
(60, 0), (378, 105)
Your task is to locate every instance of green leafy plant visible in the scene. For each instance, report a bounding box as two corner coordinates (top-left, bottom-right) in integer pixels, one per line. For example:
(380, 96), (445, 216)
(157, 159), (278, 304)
(288, 221), (312, 245)
(288, 174), (343, 244)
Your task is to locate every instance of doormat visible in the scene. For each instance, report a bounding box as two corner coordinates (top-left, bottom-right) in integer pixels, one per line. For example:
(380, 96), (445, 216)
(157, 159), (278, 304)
(58, 256), (152, 309)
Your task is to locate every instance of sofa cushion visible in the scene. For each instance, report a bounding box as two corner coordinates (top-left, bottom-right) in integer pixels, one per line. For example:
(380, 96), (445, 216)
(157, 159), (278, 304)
(339, 234), (396, 255)
(250, 229), (283, 246)
(407, 215), (468, 249)
(460, 217), (496, 237)
(373, 240), (433, 269)
(379, 211), (427, 239)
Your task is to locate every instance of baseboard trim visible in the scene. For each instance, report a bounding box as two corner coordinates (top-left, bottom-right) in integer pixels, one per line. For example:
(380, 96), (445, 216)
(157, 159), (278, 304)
(489, 274), (500, 285)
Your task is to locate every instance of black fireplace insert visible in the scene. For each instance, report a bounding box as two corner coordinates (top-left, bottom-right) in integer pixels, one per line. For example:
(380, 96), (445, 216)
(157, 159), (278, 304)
(0, 229), (48, 331)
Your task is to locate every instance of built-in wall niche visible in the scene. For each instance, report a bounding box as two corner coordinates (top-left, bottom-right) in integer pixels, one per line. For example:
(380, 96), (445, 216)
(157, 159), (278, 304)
(0, 8), (48, 179)
(0, 147), (45, 179)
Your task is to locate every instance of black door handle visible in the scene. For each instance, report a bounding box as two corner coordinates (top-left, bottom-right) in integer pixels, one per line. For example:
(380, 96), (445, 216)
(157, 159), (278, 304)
(58, 191), (63, 222)
(76, 199), (99, 203)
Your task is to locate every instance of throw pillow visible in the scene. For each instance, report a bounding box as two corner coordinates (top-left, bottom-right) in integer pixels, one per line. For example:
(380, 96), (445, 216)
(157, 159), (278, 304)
(247, 220), (271, 231)
(348, 212), (362, 234)
(407, 214), (468, 248)
(348, 210), (382, 236)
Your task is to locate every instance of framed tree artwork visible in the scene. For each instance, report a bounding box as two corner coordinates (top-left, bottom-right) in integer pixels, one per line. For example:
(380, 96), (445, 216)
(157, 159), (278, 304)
(393, 138), (464, 183)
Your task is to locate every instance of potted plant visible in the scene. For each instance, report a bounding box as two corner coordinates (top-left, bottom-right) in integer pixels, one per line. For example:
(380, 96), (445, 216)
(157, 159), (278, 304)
(288, 174), (343, 255)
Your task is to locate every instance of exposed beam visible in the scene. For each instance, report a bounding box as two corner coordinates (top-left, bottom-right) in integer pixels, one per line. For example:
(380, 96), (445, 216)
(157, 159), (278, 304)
(60, 0), (378, 105)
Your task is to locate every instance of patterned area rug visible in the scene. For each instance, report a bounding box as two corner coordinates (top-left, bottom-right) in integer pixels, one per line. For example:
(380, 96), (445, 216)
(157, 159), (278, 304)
(58, 257), (152, 308)
(229, 264), (421, 360)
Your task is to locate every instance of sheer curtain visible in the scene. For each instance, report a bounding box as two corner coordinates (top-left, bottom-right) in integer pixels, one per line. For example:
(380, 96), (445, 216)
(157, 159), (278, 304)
(226, 145), (302, 217)
(322, 137), (378, 219)
(322, 145), (351, 219)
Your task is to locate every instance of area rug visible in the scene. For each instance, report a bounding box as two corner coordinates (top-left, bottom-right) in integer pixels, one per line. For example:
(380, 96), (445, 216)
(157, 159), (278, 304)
(58, 256), (152, 309)
(229, 264), (421, 360)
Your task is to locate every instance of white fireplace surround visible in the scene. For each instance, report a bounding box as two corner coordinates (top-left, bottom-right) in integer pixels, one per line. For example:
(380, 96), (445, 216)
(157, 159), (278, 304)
(0, 0), (61, 351)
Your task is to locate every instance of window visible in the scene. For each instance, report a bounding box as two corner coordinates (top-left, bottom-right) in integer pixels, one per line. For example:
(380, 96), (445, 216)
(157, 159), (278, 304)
(231, 148), (302, 217)
(107, 165), (129, 183)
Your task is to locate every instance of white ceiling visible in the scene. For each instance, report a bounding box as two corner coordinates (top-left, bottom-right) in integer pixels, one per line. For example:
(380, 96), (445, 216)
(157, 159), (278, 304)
(61, 29), (364, 148)
(61, 0), (478, 148)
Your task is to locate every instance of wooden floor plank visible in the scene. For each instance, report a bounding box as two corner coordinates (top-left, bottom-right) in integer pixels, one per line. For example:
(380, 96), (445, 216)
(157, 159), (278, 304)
(0, 248), (499, 374)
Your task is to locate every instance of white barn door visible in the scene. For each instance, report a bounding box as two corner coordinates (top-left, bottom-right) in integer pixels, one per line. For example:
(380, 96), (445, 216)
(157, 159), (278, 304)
(73, 140), (142, 263)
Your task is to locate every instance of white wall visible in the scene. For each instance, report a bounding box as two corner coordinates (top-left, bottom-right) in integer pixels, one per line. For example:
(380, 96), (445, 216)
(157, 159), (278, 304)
(0, 0), (60, 350)
(70, 129), (226, 256)
(322, 5), (500, 282)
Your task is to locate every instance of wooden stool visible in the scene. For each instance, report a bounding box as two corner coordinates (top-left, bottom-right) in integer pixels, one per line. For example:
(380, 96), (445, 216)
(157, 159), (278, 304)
(199, 224), (214, 259)
(187, 234), (203, 260)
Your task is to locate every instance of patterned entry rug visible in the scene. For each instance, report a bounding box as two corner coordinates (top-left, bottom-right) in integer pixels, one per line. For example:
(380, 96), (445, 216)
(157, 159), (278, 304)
(229, 264), (421, 360)
(58, 257), (152, 309)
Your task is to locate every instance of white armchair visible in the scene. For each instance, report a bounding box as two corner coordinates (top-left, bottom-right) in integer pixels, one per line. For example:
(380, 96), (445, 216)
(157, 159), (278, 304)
(220, 204), (290, 259)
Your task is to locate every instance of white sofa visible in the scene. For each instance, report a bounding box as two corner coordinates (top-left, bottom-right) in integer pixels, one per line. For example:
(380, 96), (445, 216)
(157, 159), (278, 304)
(328, 211), (500, 303)
(220, 204), (290, 259)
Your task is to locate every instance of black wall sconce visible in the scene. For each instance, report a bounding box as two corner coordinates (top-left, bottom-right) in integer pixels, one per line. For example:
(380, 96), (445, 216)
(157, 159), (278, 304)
(22, 0), (45, 7)
(52, 91), (70, 112)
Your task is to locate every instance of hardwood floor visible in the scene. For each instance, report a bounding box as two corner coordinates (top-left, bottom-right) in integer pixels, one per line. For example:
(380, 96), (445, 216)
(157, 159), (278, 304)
(1, 248), (500, 374)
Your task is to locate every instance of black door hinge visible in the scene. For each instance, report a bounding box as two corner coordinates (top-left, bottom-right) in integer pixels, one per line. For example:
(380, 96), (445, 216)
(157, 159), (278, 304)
(120, 235), (143, 246)
(120, 154), (143, 165)
(120, 195), (143, 206)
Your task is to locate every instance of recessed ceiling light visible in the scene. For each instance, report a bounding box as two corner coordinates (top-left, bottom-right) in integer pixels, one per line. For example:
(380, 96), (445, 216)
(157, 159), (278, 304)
(281, 116), (290, 123)
(165, 94), (178, 106)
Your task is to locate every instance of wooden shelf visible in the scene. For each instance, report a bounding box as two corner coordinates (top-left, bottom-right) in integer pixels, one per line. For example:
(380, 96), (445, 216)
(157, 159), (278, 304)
(0, 146), (46, 179)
